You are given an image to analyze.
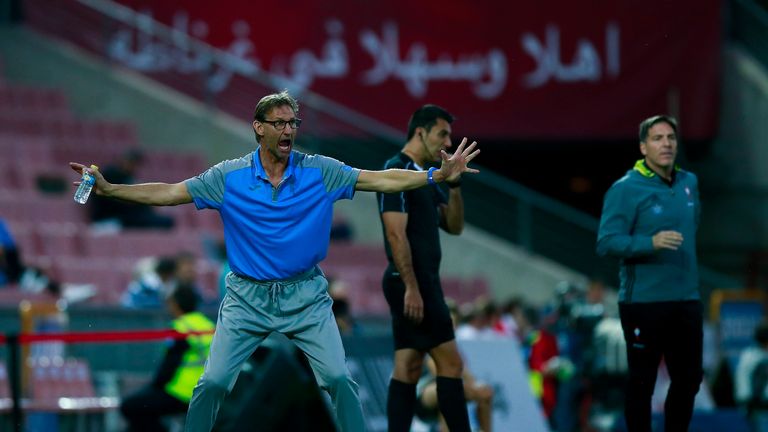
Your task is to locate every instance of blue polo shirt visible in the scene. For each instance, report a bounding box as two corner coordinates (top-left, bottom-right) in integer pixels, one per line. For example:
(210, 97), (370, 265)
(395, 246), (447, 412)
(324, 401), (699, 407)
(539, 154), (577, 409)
(185, 148), (360, 280)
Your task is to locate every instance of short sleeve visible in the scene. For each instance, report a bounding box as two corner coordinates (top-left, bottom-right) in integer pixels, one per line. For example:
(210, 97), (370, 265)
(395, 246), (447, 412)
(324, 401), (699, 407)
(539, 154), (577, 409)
(184, 162), (227, 210)
(314, 155), (361, 201)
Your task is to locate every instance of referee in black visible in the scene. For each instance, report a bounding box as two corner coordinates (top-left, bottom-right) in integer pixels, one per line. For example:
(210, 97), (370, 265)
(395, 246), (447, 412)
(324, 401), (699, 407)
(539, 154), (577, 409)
(378, 105), (473, 432)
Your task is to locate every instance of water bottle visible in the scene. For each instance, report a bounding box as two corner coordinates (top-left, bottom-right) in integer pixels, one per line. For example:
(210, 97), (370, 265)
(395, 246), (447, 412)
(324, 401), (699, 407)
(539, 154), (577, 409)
(74, 164), (98, 204)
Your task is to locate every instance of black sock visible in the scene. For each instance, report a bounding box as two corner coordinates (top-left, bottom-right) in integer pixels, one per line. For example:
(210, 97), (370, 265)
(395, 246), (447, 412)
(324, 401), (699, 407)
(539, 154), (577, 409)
(436, 376), (471, 432)
(387, 378), (417, 432)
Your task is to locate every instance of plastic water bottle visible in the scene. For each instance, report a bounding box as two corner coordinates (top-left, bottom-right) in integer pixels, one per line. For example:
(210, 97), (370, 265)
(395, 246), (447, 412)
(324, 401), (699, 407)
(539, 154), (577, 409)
(74, 164), (98, 204)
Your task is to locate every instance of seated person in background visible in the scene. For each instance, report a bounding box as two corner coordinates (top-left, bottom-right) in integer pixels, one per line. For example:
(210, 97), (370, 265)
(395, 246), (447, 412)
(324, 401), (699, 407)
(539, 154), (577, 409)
(0, 218), (23, 286)
(174, 252), (201, 294)
(122, 256), (178, 308)
(327, 276), (359, 336)
(416, 299), (494, 432)
(330, 212), (354, 242)
(735, 321), (768, 417)
(90, 149), (174, 229)
(120, 285), (215, 432)
(514, 304), (573, 427)
(454, 299), (497, 340)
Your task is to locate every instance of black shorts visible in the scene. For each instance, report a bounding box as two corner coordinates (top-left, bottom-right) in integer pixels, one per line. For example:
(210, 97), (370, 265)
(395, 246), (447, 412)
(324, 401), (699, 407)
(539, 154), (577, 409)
(382, 267), (455, 351)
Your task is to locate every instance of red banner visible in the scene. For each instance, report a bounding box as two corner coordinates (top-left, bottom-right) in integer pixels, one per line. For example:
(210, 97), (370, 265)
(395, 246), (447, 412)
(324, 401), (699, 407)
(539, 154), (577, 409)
(34, 0), (721, 140)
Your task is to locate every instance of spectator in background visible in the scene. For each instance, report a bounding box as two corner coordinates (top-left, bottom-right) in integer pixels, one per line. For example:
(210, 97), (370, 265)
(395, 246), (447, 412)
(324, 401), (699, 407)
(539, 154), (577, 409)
(327, 276), (359, 336)
(121, 285), (215, 432)
(735, 321), (768, 418)
(455, 300), (498, 341)
(122, 256), (177, 309)
(123, 252), (203, 309)
(597, 115), (703, 432)
(90, 149), (174, 230)
(415, 353), (494, 432)
(330, 212), (354, 242)
(0, 218), (23, 286)
(378, 105), (474, 432)
(174, 252), (201, 292)
(515, 304), (571, 427)
(332, 297), (357, 336)
(415, 299), (494, 432)
(493, 298), (521, 339)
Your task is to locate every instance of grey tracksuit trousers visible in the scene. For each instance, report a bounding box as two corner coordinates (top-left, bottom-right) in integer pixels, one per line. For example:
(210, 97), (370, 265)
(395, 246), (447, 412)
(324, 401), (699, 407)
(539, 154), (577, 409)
(184, 267), (365, 432)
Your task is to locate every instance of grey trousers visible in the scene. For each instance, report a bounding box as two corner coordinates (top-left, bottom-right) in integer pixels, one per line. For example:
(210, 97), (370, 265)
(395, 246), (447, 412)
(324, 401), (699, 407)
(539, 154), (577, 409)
(184, 267), (365, 432)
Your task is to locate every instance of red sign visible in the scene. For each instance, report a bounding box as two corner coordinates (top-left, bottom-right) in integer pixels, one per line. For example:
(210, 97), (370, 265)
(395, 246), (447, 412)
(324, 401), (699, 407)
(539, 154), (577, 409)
(30, 0), (721, 140)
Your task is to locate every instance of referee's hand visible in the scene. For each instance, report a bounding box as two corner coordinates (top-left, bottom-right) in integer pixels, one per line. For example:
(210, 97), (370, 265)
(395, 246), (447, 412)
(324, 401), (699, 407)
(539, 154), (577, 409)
(404, 288), (424, 324)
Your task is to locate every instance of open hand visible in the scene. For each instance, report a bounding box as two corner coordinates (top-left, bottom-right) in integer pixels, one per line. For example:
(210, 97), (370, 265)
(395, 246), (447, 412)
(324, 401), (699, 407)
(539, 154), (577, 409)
(438, 137), (480, 183)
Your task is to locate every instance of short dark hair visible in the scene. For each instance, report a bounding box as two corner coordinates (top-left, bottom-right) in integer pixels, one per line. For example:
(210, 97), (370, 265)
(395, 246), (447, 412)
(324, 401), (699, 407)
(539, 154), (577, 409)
(756, 321), (768, 346)
(169, 284), (200, 313)
(639, 115), (678, 142)
(253, 90), (299, 143)
(407, 105), (454, 140)
(155, 257), (177, 277)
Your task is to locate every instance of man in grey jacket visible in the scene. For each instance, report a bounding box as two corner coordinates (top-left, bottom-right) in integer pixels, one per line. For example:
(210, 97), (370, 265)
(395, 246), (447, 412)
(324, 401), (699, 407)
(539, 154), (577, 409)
(597, 115), (702, 432)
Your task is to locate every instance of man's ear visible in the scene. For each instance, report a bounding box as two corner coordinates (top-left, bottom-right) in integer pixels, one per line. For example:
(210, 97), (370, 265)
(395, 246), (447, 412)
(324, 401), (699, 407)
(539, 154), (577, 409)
(253, 120), (264, 138)
(639, 141), (647, 156)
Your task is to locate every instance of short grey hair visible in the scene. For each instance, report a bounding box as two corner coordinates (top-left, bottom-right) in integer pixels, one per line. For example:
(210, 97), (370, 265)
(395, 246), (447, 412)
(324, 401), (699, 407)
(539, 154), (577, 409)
(639, 115), (677, 142)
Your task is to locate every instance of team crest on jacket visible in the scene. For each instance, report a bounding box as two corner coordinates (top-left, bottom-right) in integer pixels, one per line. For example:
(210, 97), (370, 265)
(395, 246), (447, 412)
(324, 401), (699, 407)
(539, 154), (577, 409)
(652, 204), (663, 214)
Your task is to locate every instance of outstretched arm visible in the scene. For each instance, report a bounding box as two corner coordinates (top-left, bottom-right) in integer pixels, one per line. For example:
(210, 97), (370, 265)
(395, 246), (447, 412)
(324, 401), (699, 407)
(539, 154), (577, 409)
(355, 138), (480, 192)
(70, 162), (192, 206)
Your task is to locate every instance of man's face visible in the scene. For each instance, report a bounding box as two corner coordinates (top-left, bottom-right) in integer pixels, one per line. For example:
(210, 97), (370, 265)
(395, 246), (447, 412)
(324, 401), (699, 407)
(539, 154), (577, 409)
(419, 118), (452, 163)
(253, 104), (298, 162)
(640, 122), (677, 171)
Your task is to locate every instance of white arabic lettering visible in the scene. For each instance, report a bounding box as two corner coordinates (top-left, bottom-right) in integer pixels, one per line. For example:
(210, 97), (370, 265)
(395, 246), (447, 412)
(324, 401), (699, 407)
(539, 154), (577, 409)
(522, 22), (620, 88)
(359, 22), (507, 99)
(107, 10), (261, 93)
(270, 19), (350, 92)
(109, 13), (620, 99)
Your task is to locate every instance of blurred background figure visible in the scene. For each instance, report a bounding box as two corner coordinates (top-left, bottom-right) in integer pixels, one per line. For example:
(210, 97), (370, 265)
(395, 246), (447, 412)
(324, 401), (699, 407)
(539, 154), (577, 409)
(328, 276), (360, 336)
(514, 303), (573, 430)
(90, 149), (174, 230)
(174, 252), (201, 295)
(414, 299), (495, 432)
(121, 256), (177, 309)
(120, 285), (214, 432)
(493, 298), (521, 339)
(0, 217), (23, 286)
(455, 298), (498, 341)
(122, 252), (204, 309)
(734, 321), (768, 426)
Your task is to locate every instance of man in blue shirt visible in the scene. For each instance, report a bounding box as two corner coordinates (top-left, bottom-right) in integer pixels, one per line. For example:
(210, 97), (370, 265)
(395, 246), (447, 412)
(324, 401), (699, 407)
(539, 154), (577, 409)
(70, 91), (480, 432)
(597, 115), (702, 432)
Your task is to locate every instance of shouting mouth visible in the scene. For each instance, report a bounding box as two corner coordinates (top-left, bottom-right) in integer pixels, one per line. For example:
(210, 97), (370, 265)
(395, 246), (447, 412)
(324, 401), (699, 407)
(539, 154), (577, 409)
(278, 138), (292, 153)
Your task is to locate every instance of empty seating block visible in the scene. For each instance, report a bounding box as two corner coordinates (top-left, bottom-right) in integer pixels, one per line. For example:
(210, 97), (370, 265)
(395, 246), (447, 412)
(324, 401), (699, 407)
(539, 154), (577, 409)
(26, 357), (119, 413)
(0, 85), (70, 118)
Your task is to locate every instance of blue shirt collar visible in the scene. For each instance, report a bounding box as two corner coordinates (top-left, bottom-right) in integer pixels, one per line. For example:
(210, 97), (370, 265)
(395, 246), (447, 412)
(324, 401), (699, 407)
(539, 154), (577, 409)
(252, 146), (295, 183)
